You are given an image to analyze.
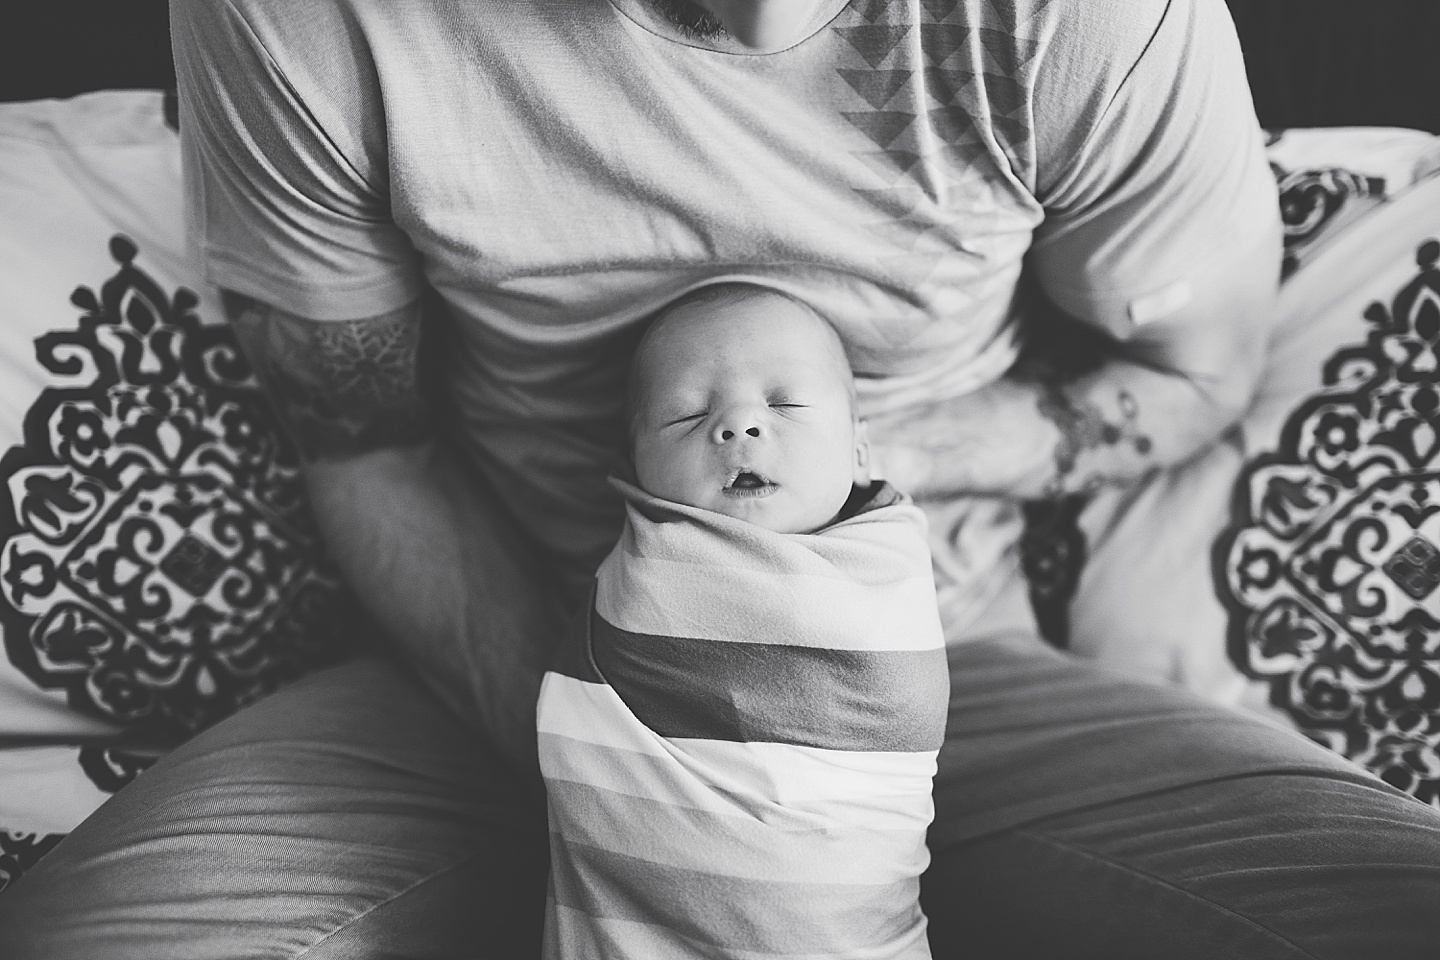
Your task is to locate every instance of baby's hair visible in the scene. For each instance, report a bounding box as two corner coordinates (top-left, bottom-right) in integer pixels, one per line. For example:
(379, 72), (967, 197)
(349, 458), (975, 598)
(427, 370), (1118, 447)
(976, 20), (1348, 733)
(625, 283), (854, 443)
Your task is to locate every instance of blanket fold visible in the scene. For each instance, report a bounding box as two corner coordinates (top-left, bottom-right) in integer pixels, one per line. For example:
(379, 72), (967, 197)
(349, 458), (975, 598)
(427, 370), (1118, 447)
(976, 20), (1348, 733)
(538, 478), (948, 960)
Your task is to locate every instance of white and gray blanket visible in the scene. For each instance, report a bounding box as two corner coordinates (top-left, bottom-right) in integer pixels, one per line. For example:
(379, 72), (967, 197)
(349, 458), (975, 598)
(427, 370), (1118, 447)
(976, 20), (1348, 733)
(537, 477), (949, 959)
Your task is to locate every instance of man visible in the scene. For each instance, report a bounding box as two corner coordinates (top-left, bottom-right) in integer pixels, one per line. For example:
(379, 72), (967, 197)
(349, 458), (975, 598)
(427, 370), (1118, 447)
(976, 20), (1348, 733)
(4, 0), (1439, 956)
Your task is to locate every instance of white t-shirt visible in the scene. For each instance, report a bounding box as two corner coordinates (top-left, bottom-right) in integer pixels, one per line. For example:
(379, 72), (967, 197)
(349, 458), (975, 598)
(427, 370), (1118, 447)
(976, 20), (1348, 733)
(172, 0), (1277, 591)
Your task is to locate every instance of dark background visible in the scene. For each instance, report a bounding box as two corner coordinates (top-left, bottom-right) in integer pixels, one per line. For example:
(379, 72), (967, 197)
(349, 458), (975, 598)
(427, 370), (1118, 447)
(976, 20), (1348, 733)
(1225, 0), (1439, 133)
(0, 1), (1436, 132)
(0, 3), (174, 102)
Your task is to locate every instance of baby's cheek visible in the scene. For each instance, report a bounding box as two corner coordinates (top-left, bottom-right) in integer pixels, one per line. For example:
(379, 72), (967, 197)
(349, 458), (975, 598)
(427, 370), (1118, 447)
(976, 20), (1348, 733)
(811, 444), (863, 516)
(638, 448), (711, 509)
(633, 438), (674, 495)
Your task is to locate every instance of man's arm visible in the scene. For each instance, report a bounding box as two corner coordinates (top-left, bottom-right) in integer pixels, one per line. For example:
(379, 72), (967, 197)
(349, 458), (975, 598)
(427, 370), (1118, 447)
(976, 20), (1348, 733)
(874, 0), (1280, 501)
(173, 3), (558, 771)
(225, 291), (563, 776)
(869, 243), (1278, 500)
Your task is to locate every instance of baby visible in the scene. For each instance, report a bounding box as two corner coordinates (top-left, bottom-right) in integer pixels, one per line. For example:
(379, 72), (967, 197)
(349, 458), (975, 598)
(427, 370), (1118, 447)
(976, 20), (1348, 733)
(536, 283), (949, 960)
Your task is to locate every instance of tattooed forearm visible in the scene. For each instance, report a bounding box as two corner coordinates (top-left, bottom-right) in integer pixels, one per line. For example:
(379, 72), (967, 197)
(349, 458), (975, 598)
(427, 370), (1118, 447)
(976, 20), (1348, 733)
(1037, 382), (1152, 497)
(222, 291), (433, 460)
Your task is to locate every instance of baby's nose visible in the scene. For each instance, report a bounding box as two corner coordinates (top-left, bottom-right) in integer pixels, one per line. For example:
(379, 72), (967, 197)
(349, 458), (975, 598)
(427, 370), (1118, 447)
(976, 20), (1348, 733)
(712, 418), (763, 443)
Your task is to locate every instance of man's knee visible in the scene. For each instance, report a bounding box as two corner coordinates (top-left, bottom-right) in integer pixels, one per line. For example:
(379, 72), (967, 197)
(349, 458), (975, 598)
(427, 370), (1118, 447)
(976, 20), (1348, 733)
(923, 772), (1440, 960)
(0, 658), (549, 960)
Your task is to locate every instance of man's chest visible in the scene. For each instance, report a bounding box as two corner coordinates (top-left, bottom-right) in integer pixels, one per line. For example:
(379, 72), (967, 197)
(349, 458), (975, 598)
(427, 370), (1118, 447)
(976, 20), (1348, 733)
(376, 0), (1046, 378)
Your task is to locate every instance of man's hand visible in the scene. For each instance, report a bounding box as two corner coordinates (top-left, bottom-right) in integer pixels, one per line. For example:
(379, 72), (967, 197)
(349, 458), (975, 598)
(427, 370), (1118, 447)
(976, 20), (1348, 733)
(226, 292), (563, 778)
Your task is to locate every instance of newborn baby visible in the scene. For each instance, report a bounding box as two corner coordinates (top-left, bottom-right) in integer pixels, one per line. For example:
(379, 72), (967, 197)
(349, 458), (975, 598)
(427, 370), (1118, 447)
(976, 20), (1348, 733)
(536, 283), (949, 960)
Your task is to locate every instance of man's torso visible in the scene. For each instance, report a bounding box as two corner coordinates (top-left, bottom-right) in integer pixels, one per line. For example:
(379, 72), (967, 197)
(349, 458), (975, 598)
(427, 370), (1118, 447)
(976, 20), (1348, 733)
(184, 0), (1172, 585)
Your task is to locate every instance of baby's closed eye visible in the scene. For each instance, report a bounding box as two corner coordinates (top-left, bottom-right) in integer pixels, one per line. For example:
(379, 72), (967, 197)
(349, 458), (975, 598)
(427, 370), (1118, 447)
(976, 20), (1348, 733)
(664, 411), (707, 428)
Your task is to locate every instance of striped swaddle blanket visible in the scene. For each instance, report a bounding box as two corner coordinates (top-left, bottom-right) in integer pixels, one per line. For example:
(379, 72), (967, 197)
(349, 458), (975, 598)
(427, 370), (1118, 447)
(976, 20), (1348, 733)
(537, 478), (949, 959)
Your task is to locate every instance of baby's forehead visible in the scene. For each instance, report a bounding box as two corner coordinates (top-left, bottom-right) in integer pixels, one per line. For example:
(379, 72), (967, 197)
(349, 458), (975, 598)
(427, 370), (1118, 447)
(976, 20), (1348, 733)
(643, 289), (843, 361)
(628, 285), (855, 422)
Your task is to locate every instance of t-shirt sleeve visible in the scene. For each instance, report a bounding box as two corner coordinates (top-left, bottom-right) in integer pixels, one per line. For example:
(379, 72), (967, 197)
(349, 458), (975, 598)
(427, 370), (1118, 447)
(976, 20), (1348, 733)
(1028, 0), (1280, 338)
(171, 0), (424, 321)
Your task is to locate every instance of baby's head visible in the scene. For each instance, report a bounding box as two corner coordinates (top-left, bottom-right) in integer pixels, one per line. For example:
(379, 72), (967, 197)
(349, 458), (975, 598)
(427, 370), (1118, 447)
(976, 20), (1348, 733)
(628, 283), (869, 534)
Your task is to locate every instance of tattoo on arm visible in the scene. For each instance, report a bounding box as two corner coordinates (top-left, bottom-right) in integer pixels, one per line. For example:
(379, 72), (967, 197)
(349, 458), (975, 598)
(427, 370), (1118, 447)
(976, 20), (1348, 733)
(222, 291), (433, 460)
(1037, 383), (1152, 497)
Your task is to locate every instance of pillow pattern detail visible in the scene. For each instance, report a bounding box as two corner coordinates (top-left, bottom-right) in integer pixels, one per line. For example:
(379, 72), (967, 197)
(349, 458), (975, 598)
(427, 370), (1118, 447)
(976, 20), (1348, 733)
(1216, 239), (1440, 804)
(77, 743), (166, 794)
(0, 832), (63, 896)
(1266, 127), (1440, 278)
(1274, 163), (1384, 278)
(0, 235), (350, 786)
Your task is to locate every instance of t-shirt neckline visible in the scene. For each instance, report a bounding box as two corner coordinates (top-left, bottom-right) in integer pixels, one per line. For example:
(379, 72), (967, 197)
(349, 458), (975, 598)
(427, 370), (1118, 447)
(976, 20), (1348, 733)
(606, 0), (852, 55)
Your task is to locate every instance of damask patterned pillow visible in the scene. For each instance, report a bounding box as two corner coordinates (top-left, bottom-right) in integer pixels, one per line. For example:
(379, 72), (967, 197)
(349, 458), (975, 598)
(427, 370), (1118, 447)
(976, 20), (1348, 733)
(0, 92), (352, 892)
(1216, 236), (1440, 801)
(1217, 190), (1440, 804)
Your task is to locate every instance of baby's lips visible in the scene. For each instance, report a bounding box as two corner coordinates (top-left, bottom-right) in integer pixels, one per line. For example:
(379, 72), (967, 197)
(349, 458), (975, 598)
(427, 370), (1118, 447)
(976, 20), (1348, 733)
(723, 466), (775, 489)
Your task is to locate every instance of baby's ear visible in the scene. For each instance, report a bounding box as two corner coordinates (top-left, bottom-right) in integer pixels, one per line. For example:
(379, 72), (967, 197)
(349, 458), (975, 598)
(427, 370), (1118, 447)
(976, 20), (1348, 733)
(853, 419), (871, 485)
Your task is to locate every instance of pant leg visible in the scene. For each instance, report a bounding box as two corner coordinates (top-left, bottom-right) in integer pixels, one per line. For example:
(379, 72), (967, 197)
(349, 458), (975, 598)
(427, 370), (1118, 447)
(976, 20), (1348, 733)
(8, 630), (1440, 959)
(0, 656), (549, 960)
(923, 632), (1440, 959)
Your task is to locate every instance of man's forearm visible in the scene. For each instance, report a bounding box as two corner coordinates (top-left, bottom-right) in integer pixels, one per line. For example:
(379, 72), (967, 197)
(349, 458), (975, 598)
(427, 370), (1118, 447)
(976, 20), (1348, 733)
(302, 443), (563, 776)
(224, 291), (562, 776)
(873, 355), (1243, 501)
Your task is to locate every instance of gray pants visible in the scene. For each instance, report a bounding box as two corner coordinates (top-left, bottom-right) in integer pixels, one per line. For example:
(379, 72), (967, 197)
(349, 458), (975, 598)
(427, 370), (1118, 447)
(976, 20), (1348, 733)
(2, 633), (1438, 959)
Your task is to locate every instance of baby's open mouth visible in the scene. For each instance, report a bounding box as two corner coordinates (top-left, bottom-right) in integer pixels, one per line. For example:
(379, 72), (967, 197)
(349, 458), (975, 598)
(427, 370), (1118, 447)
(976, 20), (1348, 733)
(724, 469), (776, 495)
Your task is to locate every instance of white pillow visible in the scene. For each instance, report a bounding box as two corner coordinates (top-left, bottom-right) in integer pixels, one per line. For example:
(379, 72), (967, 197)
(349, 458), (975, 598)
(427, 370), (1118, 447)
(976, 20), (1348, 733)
(0, 91), (351, 850)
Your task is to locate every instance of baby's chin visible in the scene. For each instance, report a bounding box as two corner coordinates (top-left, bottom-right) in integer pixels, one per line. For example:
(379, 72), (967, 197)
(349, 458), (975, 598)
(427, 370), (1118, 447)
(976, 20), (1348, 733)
(698, 490), (841, 535)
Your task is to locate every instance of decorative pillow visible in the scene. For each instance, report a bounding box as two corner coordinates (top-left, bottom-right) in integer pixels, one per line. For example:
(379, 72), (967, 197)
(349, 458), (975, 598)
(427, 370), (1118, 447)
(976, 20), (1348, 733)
(0, 91), (351, 892)
(1216, 217), (1440, 803)
(1063, 134), (1440, 805)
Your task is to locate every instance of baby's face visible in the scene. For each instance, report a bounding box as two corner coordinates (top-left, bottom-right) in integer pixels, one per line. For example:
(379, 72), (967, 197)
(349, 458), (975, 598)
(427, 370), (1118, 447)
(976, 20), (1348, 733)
(631, 290), (868, 534)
